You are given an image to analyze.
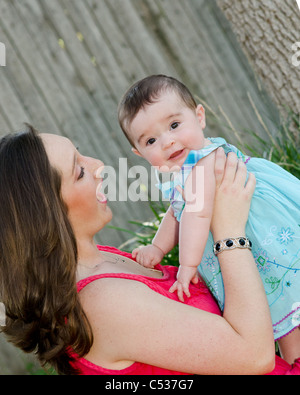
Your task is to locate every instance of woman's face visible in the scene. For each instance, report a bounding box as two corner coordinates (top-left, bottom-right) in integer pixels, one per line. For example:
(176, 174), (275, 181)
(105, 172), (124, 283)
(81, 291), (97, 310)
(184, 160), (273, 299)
(41, 133), (112, 240)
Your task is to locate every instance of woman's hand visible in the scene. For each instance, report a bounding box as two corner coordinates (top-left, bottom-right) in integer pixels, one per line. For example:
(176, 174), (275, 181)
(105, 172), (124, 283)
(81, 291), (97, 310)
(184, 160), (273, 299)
(210, 148), (256, 241)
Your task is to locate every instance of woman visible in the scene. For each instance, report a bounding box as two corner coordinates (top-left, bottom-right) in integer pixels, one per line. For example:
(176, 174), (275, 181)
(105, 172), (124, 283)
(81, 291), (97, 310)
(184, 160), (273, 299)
(0, 125), (297, 375)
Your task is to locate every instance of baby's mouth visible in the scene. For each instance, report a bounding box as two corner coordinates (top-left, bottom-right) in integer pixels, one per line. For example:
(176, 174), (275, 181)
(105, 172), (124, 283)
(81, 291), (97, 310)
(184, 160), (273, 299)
(169, 149), (184, 160)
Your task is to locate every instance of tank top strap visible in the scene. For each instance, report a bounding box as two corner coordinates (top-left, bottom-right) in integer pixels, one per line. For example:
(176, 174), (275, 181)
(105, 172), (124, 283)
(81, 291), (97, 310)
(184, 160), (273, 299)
(77, 271), (166, 294)
(77, 256), (174, 300)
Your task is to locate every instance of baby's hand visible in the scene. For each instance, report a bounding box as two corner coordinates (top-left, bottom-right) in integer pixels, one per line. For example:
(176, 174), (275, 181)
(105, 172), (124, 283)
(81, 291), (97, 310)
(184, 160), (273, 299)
(132, 244), (164, 268)
(169, 266), (199, 302)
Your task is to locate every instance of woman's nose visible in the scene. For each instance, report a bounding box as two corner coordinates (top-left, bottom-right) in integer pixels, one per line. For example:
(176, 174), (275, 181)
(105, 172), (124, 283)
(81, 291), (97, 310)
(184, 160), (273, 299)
(93, 160), (105, 179)
(84, 156), (104, 178)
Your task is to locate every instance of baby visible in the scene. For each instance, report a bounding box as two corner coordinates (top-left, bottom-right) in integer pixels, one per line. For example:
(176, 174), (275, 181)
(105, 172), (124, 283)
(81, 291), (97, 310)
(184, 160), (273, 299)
(118, 75), (300, 361)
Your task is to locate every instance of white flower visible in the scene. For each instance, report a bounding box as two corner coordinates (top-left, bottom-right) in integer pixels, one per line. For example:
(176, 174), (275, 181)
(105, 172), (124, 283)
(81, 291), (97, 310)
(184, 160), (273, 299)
(276, 227), (295, 245)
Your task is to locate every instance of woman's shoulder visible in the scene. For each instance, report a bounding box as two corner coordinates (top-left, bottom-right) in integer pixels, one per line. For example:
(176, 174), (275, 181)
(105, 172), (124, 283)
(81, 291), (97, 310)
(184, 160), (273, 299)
(77, 266), (153, 340)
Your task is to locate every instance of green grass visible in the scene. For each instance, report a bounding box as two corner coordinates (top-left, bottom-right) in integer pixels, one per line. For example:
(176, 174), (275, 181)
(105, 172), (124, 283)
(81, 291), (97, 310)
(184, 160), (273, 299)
(25, 361), (57, 375)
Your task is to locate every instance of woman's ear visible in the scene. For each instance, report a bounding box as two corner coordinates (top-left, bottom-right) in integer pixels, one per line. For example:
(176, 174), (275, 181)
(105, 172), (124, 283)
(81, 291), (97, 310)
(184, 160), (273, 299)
(131, 147), (142, 157)
(196, 104), (206, 129)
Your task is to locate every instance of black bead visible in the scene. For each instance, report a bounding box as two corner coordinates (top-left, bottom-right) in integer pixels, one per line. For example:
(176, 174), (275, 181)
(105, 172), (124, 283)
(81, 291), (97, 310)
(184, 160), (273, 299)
(215, 243), (221, 251)
(249, 240), (252, 247)
(226, 239), (234, 247)
(239, 238), (246, 246)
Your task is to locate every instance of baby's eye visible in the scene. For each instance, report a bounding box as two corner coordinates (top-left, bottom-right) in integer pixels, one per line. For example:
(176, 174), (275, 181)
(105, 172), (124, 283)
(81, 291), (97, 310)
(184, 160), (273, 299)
(146, 138), (156, 146)
(170, 122), (179, 130)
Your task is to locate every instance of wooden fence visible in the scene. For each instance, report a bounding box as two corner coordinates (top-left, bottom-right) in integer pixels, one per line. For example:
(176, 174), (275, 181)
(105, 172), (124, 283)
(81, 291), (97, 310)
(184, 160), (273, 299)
(0, 0), (279, 248)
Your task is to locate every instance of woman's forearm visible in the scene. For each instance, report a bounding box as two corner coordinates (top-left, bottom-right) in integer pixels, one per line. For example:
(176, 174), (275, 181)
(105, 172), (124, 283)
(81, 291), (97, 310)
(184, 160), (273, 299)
(219, 248), (273, 352)
(210, 151), (275, 370)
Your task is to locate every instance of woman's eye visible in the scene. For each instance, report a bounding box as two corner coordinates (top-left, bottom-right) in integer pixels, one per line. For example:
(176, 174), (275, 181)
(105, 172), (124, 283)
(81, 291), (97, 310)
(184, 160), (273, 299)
(78, 167), (85, 180)
(171, 122), (179, 130)
(146, 138), (156, 146)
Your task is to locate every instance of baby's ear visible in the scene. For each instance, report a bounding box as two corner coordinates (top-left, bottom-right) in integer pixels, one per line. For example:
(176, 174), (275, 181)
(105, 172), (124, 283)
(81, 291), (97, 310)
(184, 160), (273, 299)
(196, 104), (206, 129)
(131, 147), (142, 157)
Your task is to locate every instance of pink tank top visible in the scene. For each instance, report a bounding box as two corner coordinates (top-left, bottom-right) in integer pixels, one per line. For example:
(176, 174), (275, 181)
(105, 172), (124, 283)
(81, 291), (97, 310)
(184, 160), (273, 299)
(71, 246), (299, 375)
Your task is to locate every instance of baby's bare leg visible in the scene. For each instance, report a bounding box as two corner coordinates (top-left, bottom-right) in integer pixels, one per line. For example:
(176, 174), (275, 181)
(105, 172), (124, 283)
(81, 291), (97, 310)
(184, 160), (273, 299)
(278, 327), (300, 364)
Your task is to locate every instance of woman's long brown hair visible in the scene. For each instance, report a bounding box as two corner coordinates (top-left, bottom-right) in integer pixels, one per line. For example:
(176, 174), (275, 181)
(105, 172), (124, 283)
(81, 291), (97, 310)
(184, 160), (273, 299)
(0, 125), (93, 374)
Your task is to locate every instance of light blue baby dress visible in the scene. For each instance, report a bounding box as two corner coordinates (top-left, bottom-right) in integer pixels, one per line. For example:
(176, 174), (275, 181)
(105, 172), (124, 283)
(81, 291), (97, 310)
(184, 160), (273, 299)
(158, 137), (300, 340)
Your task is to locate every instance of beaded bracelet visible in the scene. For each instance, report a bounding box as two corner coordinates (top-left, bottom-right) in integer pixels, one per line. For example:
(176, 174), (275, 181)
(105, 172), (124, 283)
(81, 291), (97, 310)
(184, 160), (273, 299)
(213, 237), (252, 255)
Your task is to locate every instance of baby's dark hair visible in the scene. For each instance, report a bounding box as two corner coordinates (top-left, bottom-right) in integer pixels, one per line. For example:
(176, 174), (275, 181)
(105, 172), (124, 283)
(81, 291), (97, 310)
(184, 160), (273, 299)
(118, 75), (197, 147)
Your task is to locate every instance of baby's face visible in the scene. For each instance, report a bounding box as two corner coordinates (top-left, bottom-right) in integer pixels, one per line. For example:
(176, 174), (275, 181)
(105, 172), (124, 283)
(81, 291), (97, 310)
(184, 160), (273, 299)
(129, 91), (206, 172)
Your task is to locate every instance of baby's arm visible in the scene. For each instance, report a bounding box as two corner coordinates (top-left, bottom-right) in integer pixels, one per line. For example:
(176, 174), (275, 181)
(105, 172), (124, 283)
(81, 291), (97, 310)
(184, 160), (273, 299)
(170, 153), (216, 300)
(132, 206), (179, 268)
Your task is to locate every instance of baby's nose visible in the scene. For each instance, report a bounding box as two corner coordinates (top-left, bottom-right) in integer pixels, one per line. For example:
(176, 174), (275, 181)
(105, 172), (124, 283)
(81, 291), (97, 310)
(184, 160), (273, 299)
(162, 135), (175, 150)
